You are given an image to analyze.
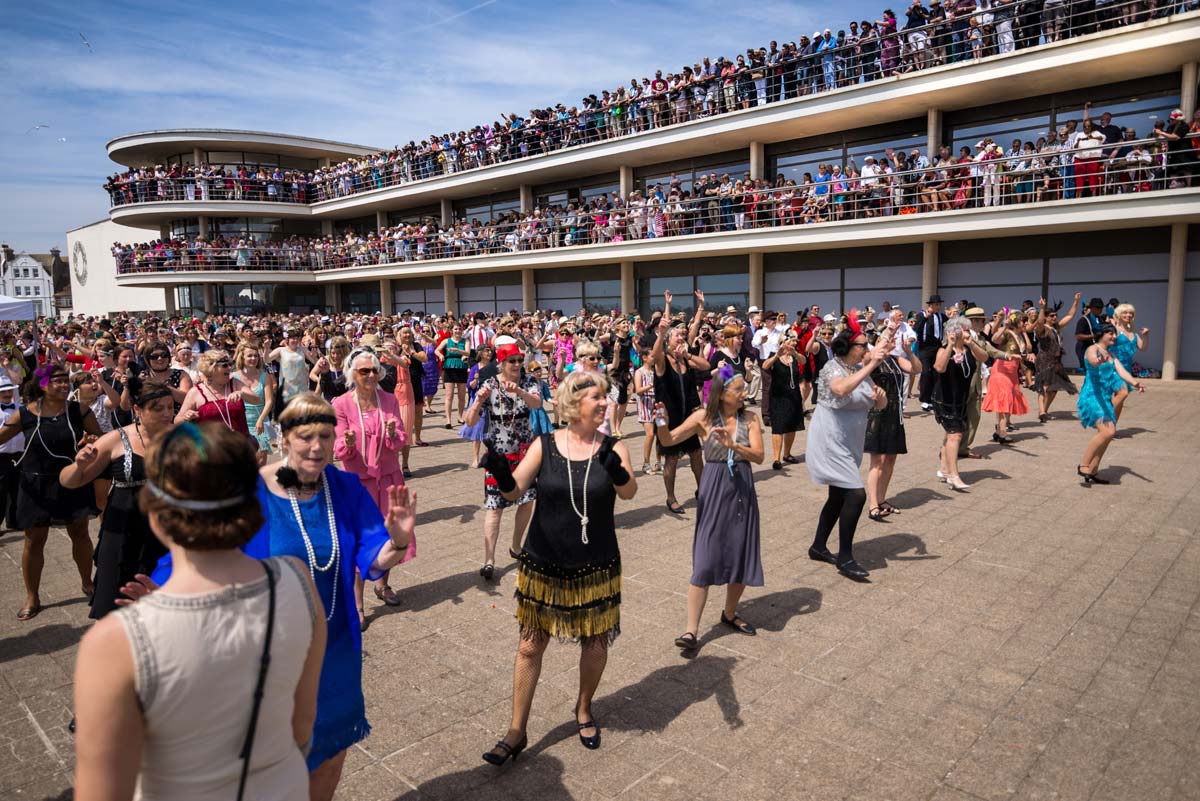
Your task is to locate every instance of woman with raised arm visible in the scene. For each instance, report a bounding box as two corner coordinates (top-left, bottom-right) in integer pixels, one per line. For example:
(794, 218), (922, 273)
(761, 333), (806, 469)
(480, 369), (637, 765)
(981, 311), (1031, 444)
(1108, 303), (1149, 423)
(864, 319), (912, 520)
(134, 395), (416, 801)
(59, 378), (175, 620)
(0, 363), (103, 620)
(1033, 293), (1080, 422)
(933, 316), (991, 491)
(175, 350), (263, 441)
(805, 317), (889, 581)
(73, 423), (326, 801)
(655, 366), (764, 651)
(1077, 324), (1146, 484)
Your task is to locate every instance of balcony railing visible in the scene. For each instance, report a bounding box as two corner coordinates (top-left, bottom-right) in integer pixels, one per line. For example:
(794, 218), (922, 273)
(106, 176), (311, 207)
(114, 138), (1197, 276)
(104, 2), (1191, 211)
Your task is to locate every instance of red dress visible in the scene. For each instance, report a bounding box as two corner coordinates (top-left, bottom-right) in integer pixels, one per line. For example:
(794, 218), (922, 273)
(195, 384), (250, 435)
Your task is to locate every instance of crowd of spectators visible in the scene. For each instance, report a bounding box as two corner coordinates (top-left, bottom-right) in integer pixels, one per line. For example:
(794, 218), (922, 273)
(105, 0), (1190, 208)
(114, 108), (1198, 275)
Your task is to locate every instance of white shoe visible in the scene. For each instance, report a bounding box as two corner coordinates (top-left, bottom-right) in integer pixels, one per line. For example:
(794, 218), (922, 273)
(936, 470), (946, 481)
(946, 475), (970, 490)
(642, 463), (653, 475)
(921, 402), (933, 412)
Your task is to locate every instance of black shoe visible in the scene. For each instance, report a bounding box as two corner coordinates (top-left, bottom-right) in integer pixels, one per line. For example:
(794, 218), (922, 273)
(720, 611), (757, 636)
(480, 563), (494, 580)
(868, 506), (888, 522)
(482, 734), (527, 765)
(836, 559), (870, 581)
(992, 432), (1013, 445)
(577, 718), (601, 750)
(444, 423), (452, 429)
(674, 631), (698, 649)
(772, 460), (783, 470)
(808, 545), (837, 565)
(1077, 466), (1094, 485)
(509, 548), (521, 560)
(783, 455), (798, 464)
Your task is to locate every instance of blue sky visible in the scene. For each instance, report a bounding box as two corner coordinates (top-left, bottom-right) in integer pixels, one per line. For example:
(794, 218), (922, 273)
(0, 0), (880, 251)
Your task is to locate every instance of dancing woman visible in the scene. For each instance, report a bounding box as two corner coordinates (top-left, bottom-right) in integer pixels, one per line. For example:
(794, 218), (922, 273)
(73, 424), (326, 801)
(0, 363), (103, 620)
(654, 366), (764, 651)
(760, 334), (805, 470)
(864, 324), (911, 521)
(933, 317), (991, 491)
(805, 319), (889, 581)
(1033, 294), (1080, 422)
(650, 302), (711, 514)
(59, 378), (175, 620)
(463, 340), (542, 578)
(333, 348), (415, 621)
(480, 370), (637, 765)
(175, 350), (262, 439)
(436, 323), (469, 428)
(1108, 303), (1149, 423)
(982, 312), (1031, 444)
(1077, 324), (1145, 485)
(139, 396), (416, 801)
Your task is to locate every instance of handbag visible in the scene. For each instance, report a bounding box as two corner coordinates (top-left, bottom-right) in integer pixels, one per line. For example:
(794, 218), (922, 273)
(236, 560), (277, 801)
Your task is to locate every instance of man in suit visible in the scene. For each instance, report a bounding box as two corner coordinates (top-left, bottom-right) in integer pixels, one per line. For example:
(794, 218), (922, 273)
(915, 294), (946, 410)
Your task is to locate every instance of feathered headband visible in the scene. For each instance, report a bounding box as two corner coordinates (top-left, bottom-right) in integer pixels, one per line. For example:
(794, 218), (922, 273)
(846, 308), (863, 338)
(718, 363), (736, 383)
(34, 363), (60, 388)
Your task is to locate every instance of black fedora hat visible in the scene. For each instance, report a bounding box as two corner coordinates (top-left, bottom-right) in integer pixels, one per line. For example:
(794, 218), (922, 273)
(927, 294), (943, 304)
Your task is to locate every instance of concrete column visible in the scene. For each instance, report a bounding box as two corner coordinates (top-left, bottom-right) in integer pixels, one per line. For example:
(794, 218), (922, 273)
(324, 284), (339, 313)
(619, 166), (634, 199)
(927, 108), (943, 162)
(378, 278), (392, 315)
(442, 273), (457, 315)
(1162, 222), (1187, 381)
(319, 157), (331, 168)
(159, 222), (170, 240)
(321, 220), (333, 236)
(922, 240), (939, 304)
(1182, 63), (1198, 119)
(749, 142), (765, 181)
(197, 216), (209, 239)
(520, 184), (534, 213)
(202, 284), (215, 315)
(164, 288), (177, 316)
(620, 261), (635, 315)
(440, 198), (453, 227)
(521, 269), (536, 312)
(192, 147), (203, 167)
(376, 210), (387, 232)
(748, 253), (764, 311)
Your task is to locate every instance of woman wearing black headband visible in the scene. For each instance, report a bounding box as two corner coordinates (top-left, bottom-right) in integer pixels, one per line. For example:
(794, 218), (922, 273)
(59, 378), (175, 619)
(0, 363), (103, 621)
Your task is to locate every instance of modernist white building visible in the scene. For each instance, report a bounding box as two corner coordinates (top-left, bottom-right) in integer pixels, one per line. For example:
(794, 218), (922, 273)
(67, 14), (1200, 377)
(0, 249), (57, 318)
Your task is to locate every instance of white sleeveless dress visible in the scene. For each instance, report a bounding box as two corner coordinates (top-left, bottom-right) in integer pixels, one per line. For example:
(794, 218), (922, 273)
(114, 556), (317, 801)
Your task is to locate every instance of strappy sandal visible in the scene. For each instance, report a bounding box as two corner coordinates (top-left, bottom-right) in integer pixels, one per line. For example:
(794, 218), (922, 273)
(880, 502), (900, 516)
(868, 506), (887, 522)
(16, 603), (41, 621)
(674, 631), (698, 649)
(666, 500), (685, 514)
(373, 584), (402, 606)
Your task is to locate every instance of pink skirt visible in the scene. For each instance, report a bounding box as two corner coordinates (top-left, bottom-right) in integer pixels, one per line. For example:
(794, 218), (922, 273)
(981, 359), (1029, 416)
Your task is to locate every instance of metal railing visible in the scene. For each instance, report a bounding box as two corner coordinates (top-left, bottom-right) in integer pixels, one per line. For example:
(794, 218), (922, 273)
(104, 1), (1192, 209)
(114, 137), (1197, 275)
(105, 175), (312, 207)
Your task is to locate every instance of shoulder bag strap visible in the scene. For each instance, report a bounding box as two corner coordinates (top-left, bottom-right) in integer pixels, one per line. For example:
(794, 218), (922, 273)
(236, 559), (277, 801)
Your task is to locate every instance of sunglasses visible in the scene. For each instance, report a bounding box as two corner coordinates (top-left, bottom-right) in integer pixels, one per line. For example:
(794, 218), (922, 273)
(504, 358), (523, 365)
(356, 367), (380, 375)
(582, 355), (600, 361)
(149, 352), (170, 359)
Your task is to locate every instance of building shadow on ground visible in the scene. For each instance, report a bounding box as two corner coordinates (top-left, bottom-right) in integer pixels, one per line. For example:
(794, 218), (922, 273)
(390, 754), (571, 801)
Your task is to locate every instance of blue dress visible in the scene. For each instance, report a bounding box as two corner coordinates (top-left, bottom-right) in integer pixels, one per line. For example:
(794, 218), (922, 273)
(1108, 332), (1138, 389)
(151, 466), (391, 770)
(1077, 358), (1119, 429)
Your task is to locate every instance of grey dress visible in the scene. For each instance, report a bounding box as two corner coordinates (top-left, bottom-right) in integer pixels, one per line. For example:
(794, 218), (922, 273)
(691, 413), (763, 587)
(806, 359), (877, 489)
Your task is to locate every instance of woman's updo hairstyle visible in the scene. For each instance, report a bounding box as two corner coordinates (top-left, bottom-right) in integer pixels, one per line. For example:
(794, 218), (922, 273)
(830, 329), (859, 358)
(555, 368), (611, 424)
(139, 422), (262, 551)
(126, 375), (173, 408)
(944, 316), (973, 339)
(1095, 322), (1117, 338)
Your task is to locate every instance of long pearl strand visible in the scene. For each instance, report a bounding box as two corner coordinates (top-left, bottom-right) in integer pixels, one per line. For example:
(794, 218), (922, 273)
(289, 475), (340, 622)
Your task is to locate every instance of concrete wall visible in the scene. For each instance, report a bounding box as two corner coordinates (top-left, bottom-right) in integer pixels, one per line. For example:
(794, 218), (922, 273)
(66, 219), (166, 317)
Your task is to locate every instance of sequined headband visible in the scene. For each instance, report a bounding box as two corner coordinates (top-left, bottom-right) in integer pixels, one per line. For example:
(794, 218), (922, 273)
(135, 387), (174, 405)
(279, 413), (337, 433)
(144, 480), (249, 511)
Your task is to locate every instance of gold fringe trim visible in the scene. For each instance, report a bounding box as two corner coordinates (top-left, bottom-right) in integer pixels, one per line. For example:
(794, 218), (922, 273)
(515, 561), (621, 641)
(516, 562), (621, 610)
(516, 600), (620, 642)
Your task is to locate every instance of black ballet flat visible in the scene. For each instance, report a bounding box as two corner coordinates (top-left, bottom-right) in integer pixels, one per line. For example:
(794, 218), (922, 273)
(808, 545), (837, 565)
(444, 423), (452, 429)
(836, 559), (870, 581)
(666, 500), (685, 514)
(991, 432), (1014, 445)
(479, 563), (495, 580)
(482, 734), (527, 765)
(783, 455), (798, 464)
(675, 631), (699, 649)
(720, 611), (757, 636)
(772, 460), (783, 470)
(577, 719), (601, 750)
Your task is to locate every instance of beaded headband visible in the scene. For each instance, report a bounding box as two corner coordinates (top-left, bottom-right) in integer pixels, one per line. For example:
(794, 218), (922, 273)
(279, 413), (337, 433)
(144, 480), (249, 511)
(135, 387), (173, 405)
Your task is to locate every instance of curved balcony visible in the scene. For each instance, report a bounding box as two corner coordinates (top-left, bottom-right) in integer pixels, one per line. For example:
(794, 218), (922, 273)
(106, 176), (317, 225)
(114, 144), (1200, 285)
(106, 129), (377, 169)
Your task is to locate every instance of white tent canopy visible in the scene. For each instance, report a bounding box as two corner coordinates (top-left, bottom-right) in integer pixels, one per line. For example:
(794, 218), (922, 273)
(0, 295), (36, 320)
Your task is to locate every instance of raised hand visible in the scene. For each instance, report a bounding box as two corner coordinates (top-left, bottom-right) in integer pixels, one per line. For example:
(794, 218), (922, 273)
(595, 436), (631, 485)
(115, 574), (159, 606)
(1138, 327), (1149, 337)
(384, 485), (416, 548)
(664, 289), (673, 304)
(343, 428), (356, 450)
(73, 441), (102, 469)
(694, 289), (705, 304)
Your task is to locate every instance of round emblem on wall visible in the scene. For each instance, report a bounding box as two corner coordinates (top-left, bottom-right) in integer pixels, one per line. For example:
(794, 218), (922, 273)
(72, 241), (88, 286)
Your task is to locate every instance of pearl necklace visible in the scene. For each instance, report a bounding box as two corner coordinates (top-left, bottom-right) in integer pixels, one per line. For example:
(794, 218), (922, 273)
(287, 474), (340, 622)
(564, 430), (597, 545)
(203, 382), (235, 429)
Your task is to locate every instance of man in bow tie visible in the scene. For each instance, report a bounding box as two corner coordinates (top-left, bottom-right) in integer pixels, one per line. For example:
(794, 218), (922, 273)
(0, 377), (22, 530)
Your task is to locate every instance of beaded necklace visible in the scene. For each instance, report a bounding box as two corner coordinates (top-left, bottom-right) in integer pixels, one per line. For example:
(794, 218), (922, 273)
(564, 430), (598, 545)
(287, 474), (340, 622)
(353, 389), (385, 467)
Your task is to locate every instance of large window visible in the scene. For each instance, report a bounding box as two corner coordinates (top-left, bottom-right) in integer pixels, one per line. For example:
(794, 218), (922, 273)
(340, 282), (381, 314)
(639, 159), (751, 195)
(203, 151), (317, 172)
(210, 217), (283, 241)
(387, 205), (441, 227)
(454, 192), (520, 224)
(169, 218), (201, 239)
(534, 173), (621, 210)
(536, 275), (621, 315)
(637, 273), (748, 319)
(393, 285), (445, 316)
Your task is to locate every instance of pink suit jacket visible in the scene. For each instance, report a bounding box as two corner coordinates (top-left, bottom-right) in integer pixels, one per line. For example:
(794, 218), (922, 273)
(332, 390), (407, 480)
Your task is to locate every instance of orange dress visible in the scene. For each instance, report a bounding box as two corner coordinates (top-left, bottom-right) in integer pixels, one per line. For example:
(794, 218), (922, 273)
(982, 340), (1030, 416)
(392, 357), (417, 444)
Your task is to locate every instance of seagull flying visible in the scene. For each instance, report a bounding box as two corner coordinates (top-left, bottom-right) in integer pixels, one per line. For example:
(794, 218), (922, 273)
(79, 33), (93, 53)
(24, 124), (49, 134)
(57, 137), (68, 143)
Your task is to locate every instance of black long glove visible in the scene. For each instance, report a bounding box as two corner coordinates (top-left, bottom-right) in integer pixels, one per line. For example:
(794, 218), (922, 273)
(595, 436), (631, 487)
(480, 439), (517, 493)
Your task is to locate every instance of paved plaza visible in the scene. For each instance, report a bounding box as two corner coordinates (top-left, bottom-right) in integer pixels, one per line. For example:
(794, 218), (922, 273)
(2, 381), (1198, 801)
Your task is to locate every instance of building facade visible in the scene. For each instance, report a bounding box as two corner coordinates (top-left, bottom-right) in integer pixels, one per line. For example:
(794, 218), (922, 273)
(0, 247), (60, 318)
(68, 15), (1200, 376)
